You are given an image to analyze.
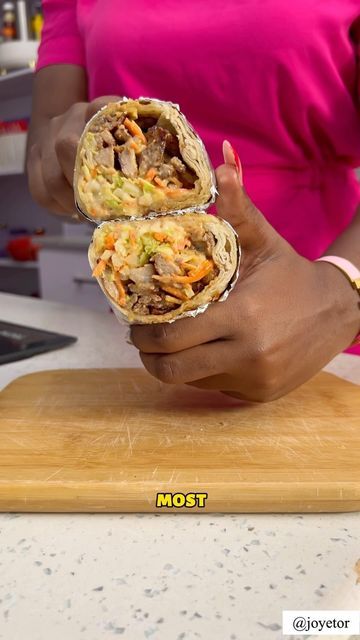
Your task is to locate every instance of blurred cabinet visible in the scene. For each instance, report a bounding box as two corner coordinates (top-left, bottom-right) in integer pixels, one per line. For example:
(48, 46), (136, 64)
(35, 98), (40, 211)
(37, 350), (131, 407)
(0, 258), (38, 296)
(0, 68), (91, 302)
(38, 246), (109, 312)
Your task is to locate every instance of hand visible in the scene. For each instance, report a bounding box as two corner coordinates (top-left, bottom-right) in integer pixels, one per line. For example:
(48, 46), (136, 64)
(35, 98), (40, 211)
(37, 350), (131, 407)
(130, 142), (360, 402)
(27, 95), (123, 219)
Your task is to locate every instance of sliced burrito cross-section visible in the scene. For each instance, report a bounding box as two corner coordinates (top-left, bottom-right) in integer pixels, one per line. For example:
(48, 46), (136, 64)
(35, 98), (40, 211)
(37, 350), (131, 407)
(74, 98), (215, 222)
(89, 213), (239, 324)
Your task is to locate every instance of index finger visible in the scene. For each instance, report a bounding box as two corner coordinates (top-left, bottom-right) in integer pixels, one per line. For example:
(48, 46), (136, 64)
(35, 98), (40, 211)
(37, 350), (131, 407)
(86, 95), (127, 121)
(55, 102), (90, 185)
(56, 97), (125, 185)
(130, 297), (238, 354)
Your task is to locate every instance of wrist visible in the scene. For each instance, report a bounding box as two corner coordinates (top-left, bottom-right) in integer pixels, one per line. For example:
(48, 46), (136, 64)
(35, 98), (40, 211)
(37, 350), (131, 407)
(315, 260), (360, 348)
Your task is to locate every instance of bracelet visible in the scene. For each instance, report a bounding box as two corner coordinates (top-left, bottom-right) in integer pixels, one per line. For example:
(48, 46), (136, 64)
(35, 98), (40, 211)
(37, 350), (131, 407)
(315, 255), (360, 346)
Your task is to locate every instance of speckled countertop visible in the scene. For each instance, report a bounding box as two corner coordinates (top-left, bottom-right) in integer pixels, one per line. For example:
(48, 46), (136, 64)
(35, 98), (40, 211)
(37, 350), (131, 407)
(0, 293), (359, 640)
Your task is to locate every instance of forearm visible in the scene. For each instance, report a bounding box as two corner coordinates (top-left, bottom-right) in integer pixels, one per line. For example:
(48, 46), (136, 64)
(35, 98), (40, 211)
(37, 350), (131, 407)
(26, 65), (88, 214)
(27, 65), (88, 158)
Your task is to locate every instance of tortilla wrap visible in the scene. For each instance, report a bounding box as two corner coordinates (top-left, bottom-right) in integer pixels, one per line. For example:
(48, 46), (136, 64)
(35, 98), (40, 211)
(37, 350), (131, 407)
(88, 213), (239, 324)
(74, 98), (215, 222)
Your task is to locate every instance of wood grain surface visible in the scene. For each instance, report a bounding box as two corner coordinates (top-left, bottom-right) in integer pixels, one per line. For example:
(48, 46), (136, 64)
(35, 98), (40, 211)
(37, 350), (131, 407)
(0, 368), (359, 513)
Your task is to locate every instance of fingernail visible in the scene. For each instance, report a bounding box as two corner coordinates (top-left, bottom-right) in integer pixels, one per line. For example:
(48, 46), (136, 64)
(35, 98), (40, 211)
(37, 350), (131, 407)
(230, 143), (243, 185)
(222, 140), (243, 185)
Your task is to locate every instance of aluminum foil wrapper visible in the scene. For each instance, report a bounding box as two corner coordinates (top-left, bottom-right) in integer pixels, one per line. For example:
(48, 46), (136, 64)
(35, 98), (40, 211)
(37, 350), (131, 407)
(74, 96), (217, 224)
(90, 213), (241, 327)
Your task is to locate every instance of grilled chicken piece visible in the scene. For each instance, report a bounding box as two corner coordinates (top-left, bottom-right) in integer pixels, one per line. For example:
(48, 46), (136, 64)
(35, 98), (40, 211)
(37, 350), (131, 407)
(147, 125), (179, 154)
(170, 156), (186, 173)
(153, 253), (182, 276)
(129, 264), (155, 286)
(101, 129), (115, 146)
(118, 145), (138, 178)
(94, 146), (114, 168)
(114, 124), (131, 143)
(139, 125), (180, 177)
(150, 297), (178, 314)
(128, 264), (157, 294)
(129, 282), (157, 295)
(139, 142), (166, 177)
(91, 113), (120, 133)
(133, 293), (163, 314)
(145, 126), (170, 145)
(157, 163), (176, 180)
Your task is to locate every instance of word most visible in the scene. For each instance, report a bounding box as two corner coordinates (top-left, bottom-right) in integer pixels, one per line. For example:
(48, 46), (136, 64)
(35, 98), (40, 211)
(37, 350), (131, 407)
(156, 492), (208, 508)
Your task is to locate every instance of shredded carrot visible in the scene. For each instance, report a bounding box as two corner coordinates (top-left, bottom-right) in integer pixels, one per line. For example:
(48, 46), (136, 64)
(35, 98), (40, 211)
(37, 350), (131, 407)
(104, 233), (116, 250)
(153, 232), (168, 242)
(92, 259), (107, 278)
(180, 261), (198, 271)
(181, 260), (214, 283)
(154, 176), (168, 189)
(168, 176), (183, 188)
(124, 117), (147, 144)
(130, 140), (142, 153)
(160, 284), (188, 301)
(91, 167), (98, 178)
(114, 272), (126, 306)
(154, 260), (214, 284)
(174, 241), (187, 251)
(145, 167), (157, 181)
(129, 230), (137, 248)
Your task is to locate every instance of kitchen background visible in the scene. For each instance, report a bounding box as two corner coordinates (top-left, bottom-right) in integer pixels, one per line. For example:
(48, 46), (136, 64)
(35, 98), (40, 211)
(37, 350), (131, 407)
(0, 0), (109, 312)
(1, 2), (359, 318)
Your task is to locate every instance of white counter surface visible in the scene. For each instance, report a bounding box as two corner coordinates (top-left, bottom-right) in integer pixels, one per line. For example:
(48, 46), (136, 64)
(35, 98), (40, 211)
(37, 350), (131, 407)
(0, 293), (359, 640)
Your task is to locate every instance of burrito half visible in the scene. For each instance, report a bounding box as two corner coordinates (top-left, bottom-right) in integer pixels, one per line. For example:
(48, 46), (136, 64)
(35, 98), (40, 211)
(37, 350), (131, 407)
(88, 213), (239, 324)
(74, 98), (215, 222)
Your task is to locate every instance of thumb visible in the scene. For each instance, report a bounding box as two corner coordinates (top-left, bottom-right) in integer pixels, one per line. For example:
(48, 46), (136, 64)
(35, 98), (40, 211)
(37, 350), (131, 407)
(216, 141), (279, 255)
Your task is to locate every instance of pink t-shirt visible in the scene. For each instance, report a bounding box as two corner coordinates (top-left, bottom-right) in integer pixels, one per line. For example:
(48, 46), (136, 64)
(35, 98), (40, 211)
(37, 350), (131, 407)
(37, 1), (360, 354)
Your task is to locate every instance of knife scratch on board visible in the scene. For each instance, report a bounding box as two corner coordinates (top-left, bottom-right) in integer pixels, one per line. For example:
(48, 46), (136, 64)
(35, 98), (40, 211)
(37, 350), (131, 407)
(126, 424), (133, 456)
(242, 445), (255, 462)
(129, 379), (142, 394)
(110, 433), (121, 448)
(90, 434), (105, 445)
(128, 426), (145, 449)
(45, 468), (63, 481)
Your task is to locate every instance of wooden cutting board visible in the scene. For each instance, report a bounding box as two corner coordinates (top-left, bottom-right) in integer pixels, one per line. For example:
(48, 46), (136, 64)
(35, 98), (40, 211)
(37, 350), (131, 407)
(0, 368), (359, 513)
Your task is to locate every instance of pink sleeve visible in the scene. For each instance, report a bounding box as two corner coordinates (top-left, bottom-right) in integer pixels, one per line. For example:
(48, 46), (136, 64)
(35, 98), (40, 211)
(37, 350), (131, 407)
(36, 0), (85, 71)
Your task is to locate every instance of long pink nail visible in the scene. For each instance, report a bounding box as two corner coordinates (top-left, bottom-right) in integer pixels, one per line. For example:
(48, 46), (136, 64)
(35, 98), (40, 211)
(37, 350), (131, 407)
(222, 140), (243, 185)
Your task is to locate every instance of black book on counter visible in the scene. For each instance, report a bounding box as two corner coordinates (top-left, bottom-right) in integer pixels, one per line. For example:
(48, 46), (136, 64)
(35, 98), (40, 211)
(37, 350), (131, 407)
(0, 320), (77, 365)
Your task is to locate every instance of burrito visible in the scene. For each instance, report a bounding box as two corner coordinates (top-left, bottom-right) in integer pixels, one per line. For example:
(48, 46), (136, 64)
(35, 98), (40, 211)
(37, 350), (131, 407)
(88, 213), (239, 324)
(74, 98), (215, 222)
